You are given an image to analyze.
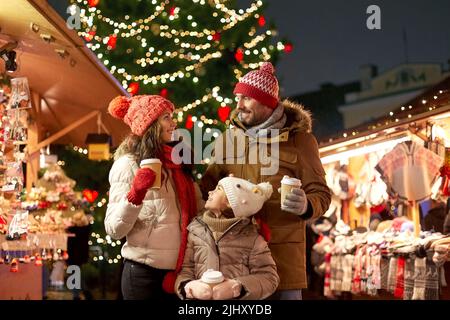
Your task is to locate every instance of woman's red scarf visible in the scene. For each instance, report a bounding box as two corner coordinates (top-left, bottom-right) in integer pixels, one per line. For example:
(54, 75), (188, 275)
(160, 145), (197, 293)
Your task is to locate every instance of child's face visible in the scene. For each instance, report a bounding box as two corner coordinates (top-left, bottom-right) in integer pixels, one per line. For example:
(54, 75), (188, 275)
(205, 185), (229, 212)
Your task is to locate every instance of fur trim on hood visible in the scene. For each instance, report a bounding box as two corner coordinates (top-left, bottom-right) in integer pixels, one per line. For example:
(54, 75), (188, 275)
(230, 99), (312, 133)
(281, 99), (312, 133)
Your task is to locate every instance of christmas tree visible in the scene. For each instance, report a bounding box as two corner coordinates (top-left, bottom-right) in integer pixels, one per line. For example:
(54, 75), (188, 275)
(71, 0), (291, 135)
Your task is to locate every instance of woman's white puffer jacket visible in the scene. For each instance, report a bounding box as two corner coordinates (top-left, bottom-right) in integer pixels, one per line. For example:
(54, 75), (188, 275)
(105, 155), (203, 270)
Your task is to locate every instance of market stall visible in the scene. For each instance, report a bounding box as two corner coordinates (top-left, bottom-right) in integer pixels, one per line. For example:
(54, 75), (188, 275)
(313, 76), (450, 299)
(0, 0), (127, 299)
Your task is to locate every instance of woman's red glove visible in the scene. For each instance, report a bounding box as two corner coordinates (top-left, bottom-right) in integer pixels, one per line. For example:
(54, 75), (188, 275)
(127, 168), (156, 205)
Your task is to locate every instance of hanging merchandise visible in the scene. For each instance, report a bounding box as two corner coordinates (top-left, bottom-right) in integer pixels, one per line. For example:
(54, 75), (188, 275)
(439, 147), (450, 196)
(7, 77), (31, 110)
(375, 141), (443, 202)
(1, 161), (24, 193)
(6, 210), (28, 240)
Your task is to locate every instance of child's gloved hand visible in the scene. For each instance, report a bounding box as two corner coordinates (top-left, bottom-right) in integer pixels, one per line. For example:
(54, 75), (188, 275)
(127, 168), (156, 205)
(184, 280), (213, 300)
(212, 279), (242, 300)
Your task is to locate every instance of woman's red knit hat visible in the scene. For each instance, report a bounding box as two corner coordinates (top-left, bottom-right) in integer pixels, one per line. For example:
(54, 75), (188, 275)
(108, 95), (174, 136)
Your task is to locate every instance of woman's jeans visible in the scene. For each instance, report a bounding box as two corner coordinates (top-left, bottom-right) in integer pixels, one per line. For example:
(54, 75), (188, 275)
(121, 259), (176, 300)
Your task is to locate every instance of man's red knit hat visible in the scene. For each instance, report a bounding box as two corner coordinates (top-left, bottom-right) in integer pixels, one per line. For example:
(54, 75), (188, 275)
(108, 95), (174, 136)
(233, 62), (279, 109)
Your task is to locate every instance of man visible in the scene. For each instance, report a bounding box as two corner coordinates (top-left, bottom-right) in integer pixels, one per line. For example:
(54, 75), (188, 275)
(200, 62), (331, 300)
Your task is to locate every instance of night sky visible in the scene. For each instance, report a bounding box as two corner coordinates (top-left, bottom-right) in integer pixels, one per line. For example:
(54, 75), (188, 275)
(262, 0), (450, 97)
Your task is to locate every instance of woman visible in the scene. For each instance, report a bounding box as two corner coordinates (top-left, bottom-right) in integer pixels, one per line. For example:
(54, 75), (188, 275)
(105, 95), (202, 300)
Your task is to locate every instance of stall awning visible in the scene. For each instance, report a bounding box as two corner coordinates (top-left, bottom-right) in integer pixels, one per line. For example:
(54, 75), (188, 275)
(0, 0), (129, 147)
(319, 76), (450, 157)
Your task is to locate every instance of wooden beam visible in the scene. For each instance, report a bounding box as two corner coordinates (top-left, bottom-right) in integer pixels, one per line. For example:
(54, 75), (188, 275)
(29, 110), (99, 154)
(27, 91), (42, 191)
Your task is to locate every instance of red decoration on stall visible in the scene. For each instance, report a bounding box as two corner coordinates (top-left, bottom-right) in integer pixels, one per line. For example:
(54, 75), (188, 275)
(82, 189), (99, 203)
(218, 106), (231, 122)
(128, 82), (140, 96)
(38, 201), (50, 209)
(212, 32), (221, 42)
(160, 88), (168, 98)
(57, 203), (68, 211)
(10, 258), (19, 272)
(258, 15), (266, 27)
(88, 0), (100, 7)
(185, 114), (194, 130)
(283, 43), (293, 53)
(234, 48), (244, 62)
(107, 34), (117, 50)
(34, 254), (42, 266)
(84, 30), (96, 42)
(169, 6), (176, 16)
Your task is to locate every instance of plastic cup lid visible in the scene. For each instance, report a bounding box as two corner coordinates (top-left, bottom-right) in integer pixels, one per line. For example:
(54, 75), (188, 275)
(281, 175), (302, 186)
(201, 269), (224, 284)
(140, 159), (162, 166)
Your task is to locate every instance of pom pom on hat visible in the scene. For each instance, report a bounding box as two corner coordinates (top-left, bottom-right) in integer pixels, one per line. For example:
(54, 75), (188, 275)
(108, 96), (130, 120)
(260, 62), (275, 74)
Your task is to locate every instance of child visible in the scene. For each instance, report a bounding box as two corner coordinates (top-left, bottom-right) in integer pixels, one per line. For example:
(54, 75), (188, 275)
(175, 177), (280, 300)
(105, 95), (203, 300)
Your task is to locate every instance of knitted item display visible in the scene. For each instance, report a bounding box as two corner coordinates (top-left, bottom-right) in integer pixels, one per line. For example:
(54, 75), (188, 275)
(233, 62), (279, 109)
(341, 254), (354, 292)
(412, 257), (426, 300)
(403, 258), (415, 300)
(387, 256), (398, 293)
(351, 247), (362, 294)
(380, 256), (390, 290)
(108, 95), (175, 136)
(424, 258), (440, 300)
(160, 145), (198, 293)
(393, 256), (406, 298)
(323, 253), (333, 298)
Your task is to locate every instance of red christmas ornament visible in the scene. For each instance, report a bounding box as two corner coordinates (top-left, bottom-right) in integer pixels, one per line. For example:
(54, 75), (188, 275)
(34, 254), (42, 266)
(212, 32), (221, 42)
(128, 82), (140, 96)
(84, 30), (96, 42)
(88, 0), (100, 7)
(160, 88), (168, 98)
(284, 43), (293, 53)
(10, 258), (19, 273)
(234, 48), (244, 63)
(258, 15), (266, 27)
(185, 115), (194, 130)
(82, 189), (99, 203)
(107, 34), (117, 50)
(38, 201), (50, 209)
(57, 203), (68, 211)
(169, 6), (176, 16)
(62, 251), (69, 260)
(217, 106), (231, 122)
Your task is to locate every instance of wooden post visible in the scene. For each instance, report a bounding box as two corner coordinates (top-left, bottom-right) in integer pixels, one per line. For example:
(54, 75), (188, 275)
(411, 201), (421, 237)
(26, 91), (42, 192)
